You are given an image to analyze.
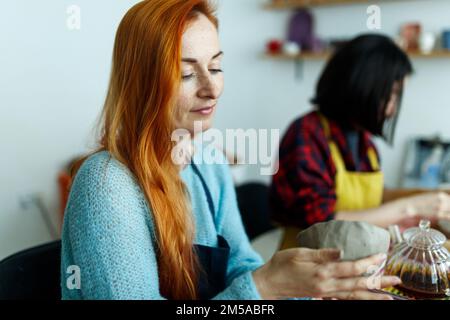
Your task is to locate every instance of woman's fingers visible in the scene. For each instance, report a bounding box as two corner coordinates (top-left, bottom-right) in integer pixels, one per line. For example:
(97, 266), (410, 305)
(436, 193), (450, 217)
(436, 193), (450, 219)
(325, 290), (394, 300)
(291, 248), (343, 264)
(398, 216), (423, 229)
(315, 253), (387, 279)
(407, 192), (448, 218)
(321, 275), (401, 293)
(437, 211), (450, 220)
(421, 192), (450, 218)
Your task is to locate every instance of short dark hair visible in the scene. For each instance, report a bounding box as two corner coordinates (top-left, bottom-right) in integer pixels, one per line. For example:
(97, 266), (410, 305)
(311, 34), (413, 136)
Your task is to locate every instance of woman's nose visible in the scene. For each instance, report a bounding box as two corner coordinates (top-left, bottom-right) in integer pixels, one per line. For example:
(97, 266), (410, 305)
(198, 74), (220, 99)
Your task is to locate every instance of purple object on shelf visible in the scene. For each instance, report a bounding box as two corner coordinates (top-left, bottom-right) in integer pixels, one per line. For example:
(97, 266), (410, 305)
(287, 9), (322, 52)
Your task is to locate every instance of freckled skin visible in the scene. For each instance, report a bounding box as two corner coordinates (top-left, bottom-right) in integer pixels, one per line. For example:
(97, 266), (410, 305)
(174, 14), (224, 136)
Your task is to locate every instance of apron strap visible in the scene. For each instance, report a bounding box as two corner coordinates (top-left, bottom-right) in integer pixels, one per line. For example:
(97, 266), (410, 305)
(318, 113), (347, 172)
(328, 142), (347, 172)
(190, 161), (230, 300)
(190, 161), (216, 221)
(367, 148), (380, 171)
(318, 112), (380, 172)
(318, 113), (331, 139)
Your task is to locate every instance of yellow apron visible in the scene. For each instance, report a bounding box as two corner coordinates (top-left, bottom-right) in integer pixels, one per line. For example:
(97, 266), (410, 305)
(279, 114), (384, 250)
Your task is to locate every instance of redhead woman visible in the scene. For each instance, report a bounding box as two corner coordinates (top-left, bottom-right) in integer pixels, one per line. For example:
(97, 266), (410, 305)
(61, 0), (400, 300)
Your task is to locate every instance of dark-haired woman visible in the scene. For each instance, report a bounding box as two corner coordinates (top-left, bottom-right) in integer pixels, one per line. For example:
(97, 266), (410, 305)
(270, 34), (450, 250)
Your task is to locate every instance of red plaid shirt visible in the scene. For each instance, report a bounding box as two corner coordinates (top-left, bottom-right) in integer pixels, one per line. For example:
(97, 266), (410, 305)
(270, 111), (380, 229)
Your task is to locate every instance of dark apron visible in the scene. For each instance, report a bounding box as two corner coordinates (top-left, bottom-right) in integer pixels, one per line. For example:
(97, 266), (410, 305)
(191, 161), (231, 300)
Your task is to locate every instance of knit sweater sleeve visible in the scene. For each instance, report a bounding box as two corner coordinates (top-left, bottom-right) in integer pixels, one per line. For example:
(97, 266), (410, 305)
(62, 153), (165, 300)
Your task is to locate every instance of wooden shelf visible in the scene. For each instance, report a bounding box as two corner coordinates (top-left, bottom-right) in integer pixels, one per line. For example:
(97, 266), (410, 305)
(407, 50), (450, 59)
(264, 52), (329, 60)
(265, 0), (403, 10)
(264, 49), (450, 60)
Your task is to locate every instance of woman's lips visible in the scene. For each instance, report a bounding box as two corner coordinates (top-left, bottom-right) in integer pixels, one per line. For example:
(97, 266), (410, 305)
(191, 105), (215, 116)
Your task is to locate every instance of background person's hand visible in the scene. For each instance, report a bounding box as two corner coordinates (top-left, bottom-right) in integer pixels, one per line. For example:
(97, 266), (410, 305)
(252, 248), (401, 300)
(400, 192), (450, 222)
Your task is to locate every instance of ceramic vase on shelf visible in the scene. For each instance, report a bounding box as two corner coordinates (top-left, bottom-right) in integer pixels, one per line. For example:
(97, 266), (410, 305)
(419, 32), (437, 54)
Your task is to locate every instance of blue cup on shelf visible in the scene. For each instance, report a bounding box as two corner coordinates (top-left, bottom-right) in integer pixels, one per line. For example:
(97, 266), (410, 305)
(443, 30), (450, 50)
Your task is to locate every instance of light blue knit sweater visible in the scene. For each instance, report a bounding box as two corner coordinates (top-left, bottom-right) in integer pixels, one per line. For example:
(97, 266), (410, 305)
(60, 146), (265, 300)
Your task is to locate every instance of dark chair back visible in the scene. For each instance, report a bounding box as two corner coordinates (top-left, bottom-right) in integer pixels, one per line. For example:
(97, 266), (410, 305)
(236, 183), (275, 240)
(0, 241), (61, 300)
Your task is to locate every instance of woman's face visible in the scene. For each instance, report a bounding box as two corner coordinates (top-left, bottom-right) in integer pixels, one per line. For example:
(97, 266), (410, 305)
(385, 80), (404, 119)
(174, 14), (224, 135)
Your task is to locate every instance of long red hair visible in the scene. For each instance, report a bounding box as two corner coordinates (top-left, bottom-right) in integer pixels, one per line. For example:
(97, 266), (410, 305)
(72, 0), (218, 300)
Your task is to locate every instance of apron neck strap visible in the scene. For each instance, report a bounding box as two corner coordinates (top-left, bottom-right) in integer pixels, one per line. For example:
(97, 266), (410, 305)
(367, 148), (380, 171)
(318, 113), (346, 171)
(318, 112), (380, 172)
(190, 160), (216, 220)
(318, 113), (331, 140)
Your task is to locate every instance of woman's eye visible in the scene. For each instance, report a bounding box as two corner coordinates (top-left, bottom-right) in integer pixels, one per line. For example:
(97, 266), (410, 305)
(182, 73), (195, 80)
(182, 69), (223, 80)
(209, 69), (223, 74)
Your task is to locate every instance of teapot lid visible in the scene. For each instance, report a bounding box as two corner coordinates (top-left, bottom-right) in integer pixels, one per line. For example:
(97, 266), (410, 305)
(405, 220), (446, 250)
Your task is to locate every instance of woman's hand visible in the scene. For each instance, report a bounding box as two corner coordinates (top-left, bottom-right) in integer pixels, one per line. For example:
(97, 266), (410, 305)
(400, 192), (450, 222)
(336, 192), (450, 229)
(252, 248), (401, 300)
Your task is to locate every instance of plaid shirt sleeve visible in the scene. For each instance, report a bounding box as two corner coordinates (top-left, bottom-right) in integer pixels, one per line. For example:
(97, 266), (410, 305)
(270, 112), (337, 229)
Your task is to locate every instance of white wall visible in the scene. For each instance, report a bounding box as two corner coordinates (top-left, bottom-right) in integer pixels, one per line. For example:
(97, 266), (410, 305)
(1, 0), (450, 259)
(0, 0), (140, 259)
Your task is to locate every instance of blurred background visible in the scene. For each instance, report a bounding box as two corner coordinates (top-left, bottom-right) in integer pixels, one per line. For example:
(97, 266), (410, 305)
(1, 0), (450, 260)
